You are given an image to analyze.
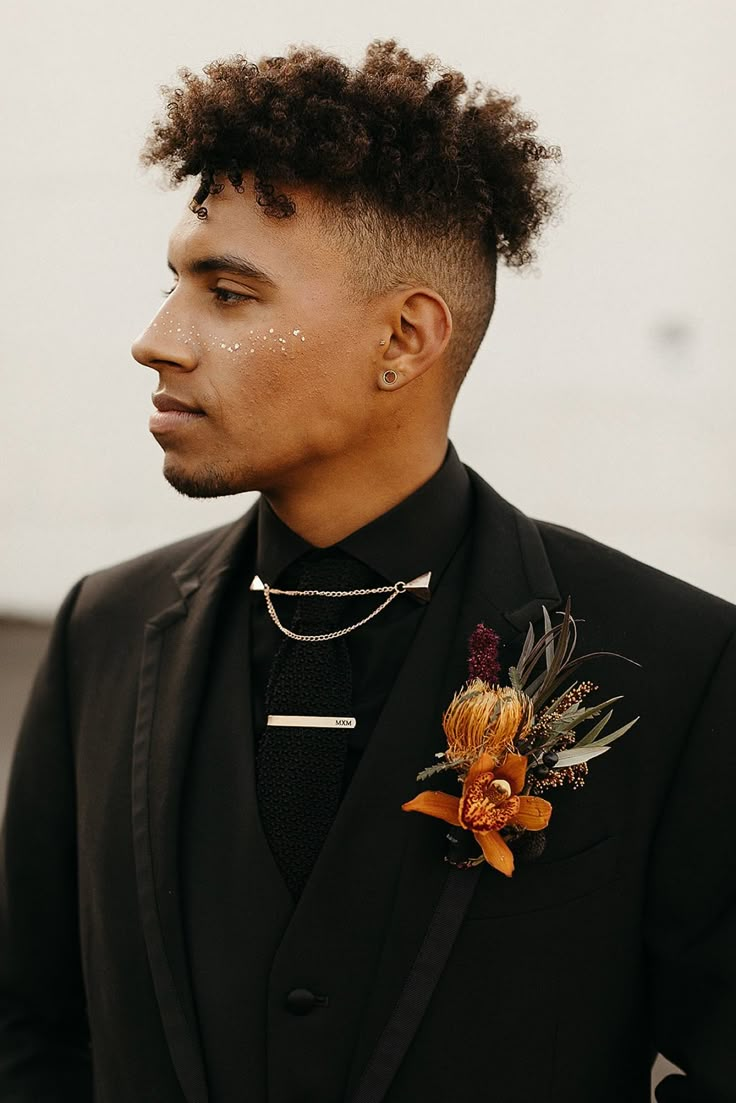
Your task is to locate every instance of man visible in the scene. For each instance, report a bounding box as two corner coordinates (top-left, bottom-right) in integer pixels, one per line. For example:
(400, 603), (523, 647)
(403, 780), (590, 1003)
(1, 38), (734, 1103)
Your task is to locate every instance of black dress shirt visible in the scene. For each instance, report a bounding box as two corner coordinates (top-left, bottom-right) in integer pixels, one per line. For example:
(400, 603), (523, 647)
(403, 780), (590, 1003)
(250, 440), (473, 790)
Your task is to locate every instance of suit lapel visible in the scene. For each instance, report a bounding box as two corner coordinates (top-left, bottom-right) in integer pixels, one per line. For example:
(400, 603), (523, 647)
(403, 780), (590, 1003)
(131, 507), (257, 1103)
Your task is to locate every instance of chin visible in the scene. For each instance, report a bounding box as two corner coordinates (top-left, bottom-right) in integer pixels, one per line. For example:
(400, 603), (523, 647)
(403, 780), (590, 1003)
(160, 445), (304, 498)
(163, 459), (243, 499)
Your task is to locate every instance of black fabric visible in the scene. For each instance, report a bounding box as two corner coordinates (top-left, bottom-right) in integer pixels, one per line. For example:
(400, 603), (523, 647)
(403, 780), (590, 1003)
(255, 551), (376, 898)
(3, 461), (736, 1103)
(251, 440), (473, 791)
(179, 557), (292, 1103)
(349, 866), (482, 1103)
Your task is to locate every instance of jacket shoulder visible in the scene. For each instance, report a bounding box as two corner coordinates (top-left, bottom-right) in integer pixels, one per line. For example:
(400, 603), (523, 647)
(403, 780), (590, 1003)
(536, 517), (736, 637)
(68, 513), (253, 636)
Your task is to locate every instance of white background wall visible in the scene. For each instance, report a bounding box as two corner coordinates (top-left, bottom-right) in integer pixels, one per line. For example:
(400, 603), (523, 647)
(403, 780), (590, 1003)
(2, 0), (734, 617)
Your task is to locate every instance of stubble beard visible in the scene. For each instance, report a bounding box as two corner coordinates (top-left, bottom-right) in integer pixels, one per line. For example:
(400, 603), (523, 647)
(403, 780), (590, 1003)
(163, 459), (243, 499)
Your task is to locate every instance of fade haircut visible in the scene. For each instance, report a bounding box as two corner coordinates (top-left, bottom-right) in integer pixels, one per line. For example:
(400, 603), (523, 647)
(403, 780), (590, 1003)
(141, 39), (560, 395)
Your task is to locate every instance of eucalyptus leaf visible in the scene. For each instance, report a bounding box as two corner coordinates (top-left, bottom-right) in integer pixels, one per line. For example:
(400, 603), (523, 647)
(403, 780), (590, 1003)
(545, 597), (572, 686)
(519, 618), (565, 684)
(592, 716), (640, 747)
(542, 606), (554, 671)
(564, 697), (623, 737)
(561, 650), (642, 677)
(525, 669), (548, 700)
(518, 634), (551, 685)
(555, 745), (610, 767)
(563, 607), (578, 668)
(531, 649), (631, 711)
(517, 622), (536, 675)
(546, 719), (572, 736)
(574, 709), (614, 747)
(552, 686), (582, 715)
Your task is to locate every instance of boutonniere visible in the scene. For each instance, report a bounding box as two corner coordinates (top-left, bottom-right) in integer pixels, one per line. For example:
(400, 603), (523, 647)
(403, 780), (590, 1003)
(402, 598), (639, 877)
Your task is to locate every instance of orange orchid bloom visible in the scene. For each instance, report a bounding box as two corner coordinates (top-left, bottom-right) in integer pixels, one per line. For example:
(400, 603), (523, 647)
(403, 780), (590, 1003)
(402, 751), (552, 877)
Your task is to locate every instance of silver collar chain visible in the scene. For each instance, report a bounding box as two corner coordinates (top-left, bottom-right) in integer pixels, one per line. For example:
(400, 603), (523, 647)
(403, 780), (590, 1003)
(249, 572), (431, 643)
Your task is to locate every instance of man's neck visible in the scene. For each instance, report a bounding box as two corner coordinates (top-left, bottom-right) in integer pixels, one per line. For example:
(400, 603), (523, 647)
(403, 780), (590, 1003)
(264, 436), (450, 547)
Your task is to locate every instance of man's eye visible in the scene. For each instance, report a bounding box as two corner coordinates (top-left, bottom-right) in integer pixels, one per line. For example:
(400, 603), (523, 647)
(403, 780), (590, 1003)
(213, 288), (254, 305)
(159, 286), (253, 303)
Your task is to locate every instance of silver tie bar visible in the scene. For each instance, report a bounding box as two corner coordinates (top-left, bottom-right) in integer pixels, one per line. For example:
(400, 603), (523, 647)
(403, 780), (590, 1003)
(266, 714), (357, 729)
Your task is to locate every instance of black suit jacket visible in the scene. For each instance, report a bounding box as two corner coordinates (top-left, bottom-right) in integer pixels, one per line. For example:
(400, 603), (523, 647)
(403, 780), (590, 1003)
(1, 466), (735, 1103)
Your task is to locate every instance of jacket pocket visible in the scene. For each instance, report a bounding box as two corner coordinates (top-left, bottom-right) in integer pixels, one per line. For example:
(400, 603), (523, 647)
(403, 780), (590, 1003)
(464, 834), (621, 919)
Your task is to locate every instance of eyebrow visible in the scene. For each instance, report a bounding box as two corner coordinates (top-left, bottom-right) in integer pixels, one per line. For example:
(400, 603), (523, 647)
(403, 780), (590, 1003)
(167, 253), (278, 288)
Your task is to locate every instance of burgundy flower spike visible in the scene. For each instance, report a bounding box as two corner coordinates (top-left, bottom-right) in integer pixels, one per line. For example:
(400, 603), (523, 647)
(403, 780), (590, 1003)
(467, 623), (501, 684)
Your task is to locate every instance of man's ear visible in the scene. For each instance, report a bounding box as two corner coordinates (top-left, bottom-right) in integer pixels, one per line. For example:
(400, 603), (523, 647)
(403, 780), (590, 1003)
(376, 287), (452, 391)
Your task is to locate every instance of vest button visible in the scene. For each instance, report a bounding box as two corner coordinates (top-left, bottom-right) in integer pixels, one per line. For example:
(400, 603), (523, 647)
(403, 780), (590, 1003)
(285, 988), (318, 1015)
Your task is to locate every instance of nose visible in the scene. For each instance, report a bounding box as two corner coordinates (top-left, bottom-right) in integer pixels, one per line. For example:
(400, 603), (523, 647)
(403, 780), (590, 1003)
(131, 305), (198, 374)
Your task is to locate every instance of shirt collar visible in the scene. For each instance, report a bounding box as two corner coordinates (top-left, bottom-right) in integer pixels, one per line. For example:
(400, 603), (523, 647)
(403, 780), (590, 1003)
(255, 440), (472, 588)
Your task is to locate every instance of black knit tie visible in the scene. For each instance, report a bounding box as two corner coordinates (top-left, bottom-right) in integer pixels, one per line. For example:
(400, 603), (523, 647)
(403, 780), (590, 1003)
(255, 550), (371, 898)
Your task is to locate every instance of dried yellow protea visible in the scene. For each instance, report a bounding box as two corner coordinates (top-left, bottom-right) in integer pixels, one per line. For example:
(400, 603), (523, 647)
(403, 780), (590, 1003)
(442, 679), (534, 764)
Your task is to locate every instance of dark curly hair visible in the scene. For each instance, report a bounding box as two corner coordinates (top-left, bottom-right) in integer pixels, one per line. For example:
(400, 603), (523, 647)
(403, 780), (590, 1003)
(141, 39), (561, 389)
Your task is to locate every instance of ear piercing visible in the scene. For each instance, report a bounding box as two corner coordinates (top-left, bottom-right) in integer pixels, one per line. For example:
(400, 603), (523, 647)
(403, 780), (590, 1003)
(379, 337), (396, 386)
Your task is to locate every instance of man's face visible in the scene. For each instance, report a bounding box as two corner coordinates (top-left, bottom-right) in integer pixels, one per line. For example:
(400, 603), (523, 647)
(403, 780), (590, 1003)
(132, 176), (385, 497)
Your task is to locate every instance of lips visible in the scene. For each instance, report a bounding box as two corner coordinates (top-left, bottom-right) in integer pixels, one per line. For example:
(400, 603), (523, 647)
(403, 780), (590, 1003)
(152, 392), (204, 414)
(150, 392), (206, 434)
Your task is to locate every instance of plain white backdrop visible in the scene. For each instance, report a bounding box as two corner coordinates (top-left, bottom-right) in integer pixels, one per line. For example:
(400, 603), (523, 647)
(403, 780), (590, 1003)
(2, 0), (734, 616)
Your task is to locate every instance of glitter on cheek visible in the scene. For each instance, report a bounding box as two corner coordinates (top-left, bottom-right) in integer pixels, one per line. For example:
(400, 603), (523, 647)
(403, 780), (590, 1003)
(196, 327), (309, 356)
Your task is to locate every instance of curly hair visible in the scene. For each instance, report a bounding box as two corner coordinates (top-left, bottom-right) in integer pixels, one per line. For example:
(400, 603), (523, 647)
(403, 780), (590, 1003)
(141, 39), (561, 389)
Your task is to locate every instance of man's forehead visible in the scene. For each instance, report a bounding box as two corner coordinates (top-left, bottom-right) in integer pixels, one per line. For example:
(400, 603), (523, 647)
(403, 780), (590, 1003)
(166, 181), (341, 281)
(170, 185), (260, 244)
(166, 198), (264, 275)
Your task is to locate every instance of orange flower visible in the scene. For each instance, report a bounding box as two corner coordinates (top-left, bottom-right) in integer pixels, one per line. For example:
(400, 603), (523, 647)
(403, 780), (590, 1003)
(402, 751), (551, 877)
(442, 681), (534, 763)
